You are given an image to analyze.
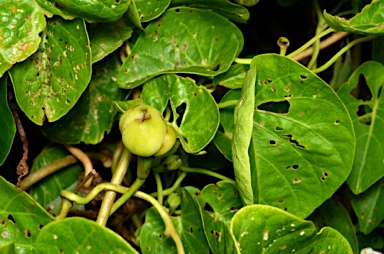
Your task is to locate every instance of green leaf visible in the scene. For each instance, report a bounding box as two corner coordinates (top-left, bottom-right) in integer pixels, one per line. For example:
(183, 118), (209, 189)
(0, 76), (16, 166)
(0, 241), (16, 254)
(230, 204), (353, 254)
(187, 142), (230, 170)
(46, 0), (131, 22)
(357, 229), (384, 250)
(0, 176), (54, 253)
(34, 217), (139, 253)
(198, 181), (243, 254)
(351, 178), (384, 235)
(141, 74), (220, 153)
(29, 145), (82, 214)
(41, 54), (124, 144)
(309, 199), (359, 254)
(213, 64), (247, 89)
(117, 7), (244, 89)
(88, 18), (134, 63)
(372, 36), (384, 65)
(233, 0), (259, 7)
(337, 61), (384, 194)
(329, 50), (353, 91)
(324, 1), (384, 35)
(34, 0), (75, 19)
(232, 58), (256, 206)
(170, 0), (250, 23)
(136, 0), (171, 22)
(247, 54), (355, 218)
(125, 0), (144, 30)
(140, 187), (209, 254)
(0, 0), (46, 77)
(9, 17), (92, 125)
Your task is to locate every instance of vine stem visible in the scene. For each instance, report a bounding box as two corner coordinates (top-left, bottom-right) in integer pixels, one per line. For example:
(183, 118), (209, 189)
(154, 172), (164, 204)
(312, 35), (375, 73)
(150, 172), (187, 197)
(65, 145), (93, 188)
(179, 166), (235, 184)
(61, 183), (185, 254)
(96, 147), (132, 226)
(217, 100), (239, 109)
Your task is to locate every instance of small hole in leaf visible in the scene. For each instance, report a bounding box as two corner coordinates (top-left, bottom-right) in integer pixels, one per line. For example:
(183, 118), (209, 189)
(284, 94), (292, 98)
(357, 105), (372, 125)
(350, 74), (372, 101)
(286, 166), (290, 169)
(292, 165), (299, 170)
(275, 126), (284, 131)
(230, 207), (238, 212)
(267, 78), (272, 82)
(284, 207), (288, 211)
(39, 224), (43, 229)
(175, 102), (186, 126)
(7, 215), (15, 223)
(323, 170), (328, 178)
(283, 134), (305, 149)
(334, 119), (341, 125)
(189, 227), (193, 233)
(300, 74), (307, 80)
(159, 234), (163, 240)
(321, 177), (325, 182)
(115, 0), (120, 2)
(257, 101), (290, 114)
(269, 140), (276, 145)
(65, 99), (71, 105)
(271, 86), (276, 92)
(25, 229), (31, 238)
(175, 8), (181, 13)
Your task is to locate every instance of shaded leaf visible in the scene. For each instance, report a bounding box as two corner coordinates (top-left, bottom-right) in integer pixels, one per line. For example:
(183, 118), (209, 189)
(9, 17), (92, 125)
(34, 217), (138, 253)
(357, 229), (384, 251)
(29, 145), (82, 215)
(0, 0), (46, 77)
(337, 61), (384, 194)
(141, 74), (219, 154)
(230, 204), (353, 254)
(324, 1), (384, 35)
(372, 36), (384, 65)
(187, 142), (230, 170)
(41, 54), (124, 144)
(351, 178), (384, 235)
(0, 242), (15, 254)
(0, 176), (54, 253)
(329, 50), (353, 91)
(117, 7), (243, 89)
(213, 64), (247, 89)
(247, 54), (355, 218)
(171, 0), (250, 23)
(136, 0), (171, 22)
(233, 0), (259, 7)
(0, 76), (16, 166)
(125, 0), (144, 30)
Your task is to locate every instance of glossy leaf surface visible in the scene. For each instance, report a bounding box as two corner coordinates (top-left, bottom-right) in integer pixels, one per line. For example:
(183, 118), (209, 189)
(141, 74), (219, 153)
(41, 54), (124, 144)
(9, 17), (92, 125)
(213, 64), (247, 89)
(34, 217), (139, 253)
(337, 61), (384, 194)
(230, 205), (353, 254)
(136, 0), (171, 22)
(324, 1), (384, 35)
(0, 176), (53, 253)
(117, 7), (244, 88)
(245, 54), (355, 217)
(0, 76), (15, 165)
(0, 0), (46, 77)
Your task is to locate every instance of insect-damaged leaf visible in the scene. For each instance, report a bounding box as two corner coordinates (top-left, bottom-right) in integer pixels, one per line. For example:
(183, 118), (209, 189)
(117, 7), (243, 89)
(234, 54), (355, 218)
(337, 61), (384, 194)
(0, 0), (46, 77)
(230, 205), (353, 254)
(135, 0), (171, 22)
(9, 17), (91, 125)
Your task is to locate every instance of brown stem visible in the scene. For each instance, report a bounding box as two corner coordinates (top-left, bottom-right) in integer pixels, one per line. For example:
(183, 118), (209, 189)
(65, 145), (94, 188)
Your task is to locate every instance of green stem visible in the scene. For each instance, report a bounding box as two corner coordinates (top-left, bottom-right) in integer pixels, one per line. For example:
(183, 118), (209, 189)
(112, 141), (124, 174)
(234, 58), (252, 65)
(312, 36), (375, 74)
(179, 166), (236, 184)
(150, 172), (187, 197)
(96, 148), (132, 226)
(154, 172), (164, 204)
(287, 28), (333, 58)
(164, 107), (171, 122)
(217, 100), (239, 109)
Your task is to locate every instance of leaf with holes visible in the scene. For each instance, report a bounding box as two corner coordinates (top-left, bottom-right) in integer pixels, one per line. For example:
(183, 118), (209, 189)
(244, 54), (355, 218)
(337, 61), (384, 194)
(309, 199), (359, 254)
(0, 76), (16, 166)
(41, 54), (124, 144)
(89, 18), (134, 63)
(29, 145), (82, 215)
(9, 17), (91, 126)
(324, 1), (384, 35)
(141, 74), (219, 153)
(0, 176), (54, 253)
(213, 89), (242, 162)
(170, 0), (250, 23)
(230, 205), (353, 254)
(213, 64), (248, 89)
(117, 7), (243, 89)
(34, 217), (139, 253)
(351, 178), (384, 235)
(197, 181), (243, 254)
(135, 0), (171, 22)
(0, 0), (46, 77)
(140, 187), (209, 254)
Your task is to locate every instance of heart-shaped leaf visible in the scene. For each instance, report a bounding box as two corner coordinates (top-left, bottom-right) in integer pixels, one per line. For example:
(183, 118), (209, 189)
(141, 74), (219, 153)
(230, 205), (353, 253)
(337, 61), (384, 194)
(136, 0), (171, 22)
(234, 54), (355, 217)
(9, 17), (92, 125)
(324, 1), (384, 35)
(41, 54), (124, 144)
(0, 0), (46, 77)
(117, 7), (244, 89)
(0, 176), (54, 253)
(0, 76), (16, 165)
(170, 0), (250, 23)
(34, 217), (139, 253)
